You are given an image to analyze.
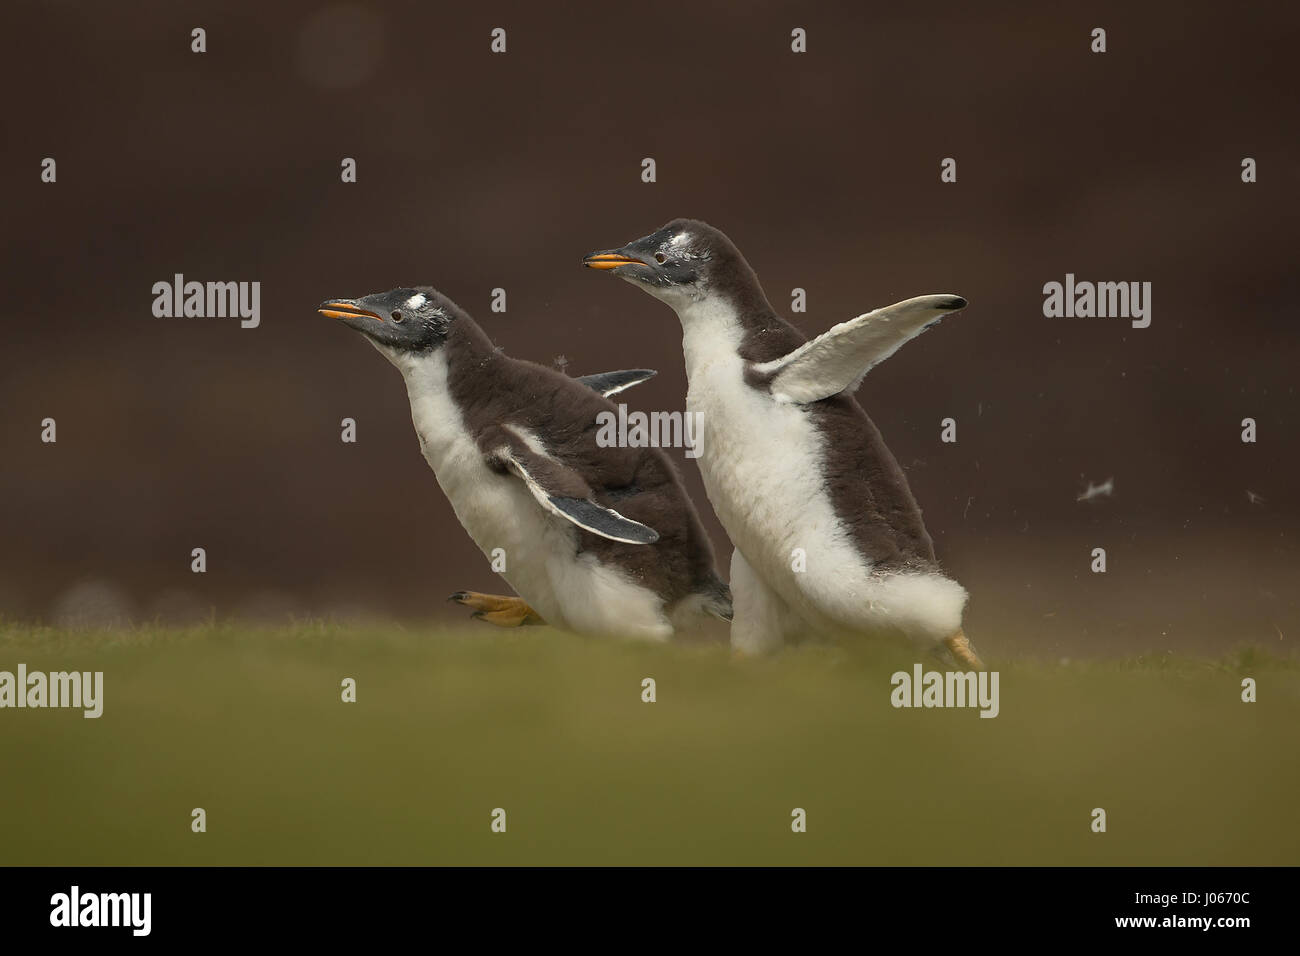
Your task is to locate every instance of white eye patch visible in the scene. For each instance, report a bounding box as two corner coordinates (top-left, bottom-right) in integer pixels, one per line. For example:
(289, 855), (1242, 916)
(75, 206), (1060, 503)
(405, 293), (427, 309)
(666, 232), (709, 262)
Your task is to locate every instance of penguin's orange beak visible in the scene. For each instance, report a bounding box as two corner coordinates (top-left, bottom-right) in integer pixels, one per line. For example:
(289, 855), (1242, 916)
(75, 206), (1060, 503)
(582, 252), (645, 271)
(317, 301), (384, 321)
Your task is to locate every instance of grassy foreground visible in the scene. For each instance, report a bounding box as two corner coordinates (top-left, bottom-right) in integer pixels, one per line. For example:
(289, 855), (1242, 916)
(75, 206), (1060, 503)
(0, 621), (1296, 866)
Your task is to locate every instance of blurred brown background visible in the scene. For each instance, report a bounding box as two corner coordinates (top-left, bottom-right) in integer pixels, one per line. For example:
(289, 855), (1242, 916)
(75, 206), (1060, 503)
(2, 0), (1296, 656)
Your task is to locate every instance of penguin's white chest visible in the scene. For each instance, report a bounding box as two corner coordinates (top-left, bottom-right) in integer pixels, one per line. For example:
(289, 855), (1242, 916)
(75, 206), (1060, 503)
(676, 301), (968, 644)
(393, 352), (670, 640)
(680, 312), (871, 622)
(408, 397), (561, 616)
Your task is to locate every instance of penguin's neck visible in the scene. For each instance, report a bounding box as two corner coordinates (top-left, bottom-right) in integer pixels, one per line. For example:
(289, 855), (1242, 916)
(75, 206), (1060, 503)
(676, 282), (794, 380)
(388, 321), (502, 473)
(677, 295), (749, 382)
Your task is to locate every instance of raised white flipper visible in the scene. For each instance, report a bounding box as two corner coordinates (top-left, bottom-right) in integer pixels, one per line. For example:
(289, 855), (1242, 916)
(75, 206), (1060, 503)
(759, 294), (967, 404)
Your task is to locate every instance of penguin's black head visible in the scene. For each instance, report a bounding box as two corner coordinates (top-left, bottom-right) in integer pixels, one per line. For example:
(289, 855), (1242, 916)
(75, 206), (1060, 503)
(318, 287), (454, 354)
(583, 219), (750, 308)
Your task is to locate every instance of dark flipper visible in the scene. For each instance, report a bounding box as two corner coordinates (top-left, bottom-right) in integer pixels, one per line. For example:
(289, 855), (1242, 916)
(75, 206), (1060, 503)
(548, 496), (660, 544)
(575, 369), (657, 398)
(479, 424), (661, 545)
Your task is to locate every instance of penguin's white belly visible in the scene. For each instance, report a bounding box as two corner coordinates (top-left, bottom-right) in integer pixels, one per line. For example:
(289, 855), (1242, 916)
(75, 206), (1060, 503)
(687, 359), (868, 626)
(686, 356), (965, 643)
(399, 359), (671, 641)
(422, 441), (672, 639)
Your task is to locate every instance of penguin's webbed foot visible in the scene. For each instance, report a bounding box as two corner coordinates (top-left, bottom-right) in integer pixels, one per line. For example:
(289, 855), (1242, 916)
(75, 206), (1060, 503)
(448, 591), (545, 628)
(942, 627), (985, 671)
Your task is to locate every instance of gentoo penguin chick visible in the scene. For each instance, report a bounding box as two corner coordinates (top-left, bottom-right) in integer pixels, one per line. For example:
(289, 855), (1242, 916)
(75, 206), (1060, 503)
(318, 286), (732, 641)
(584, 221), (982, 667)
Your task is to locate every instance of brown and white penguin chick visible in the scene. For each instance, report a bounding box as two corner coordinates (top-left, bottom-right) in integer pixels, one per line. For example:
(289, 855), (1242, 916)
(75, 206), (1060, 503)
(584, 221), (981, 666)
(319, 287), (731, 640)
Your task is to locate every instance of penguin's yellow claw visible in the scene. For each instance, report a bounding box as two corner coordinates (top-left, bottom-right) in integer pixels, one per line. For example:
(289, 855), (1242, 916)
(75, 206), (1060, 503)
(944, 628), (985, 671)
(449, 591), (545, 628)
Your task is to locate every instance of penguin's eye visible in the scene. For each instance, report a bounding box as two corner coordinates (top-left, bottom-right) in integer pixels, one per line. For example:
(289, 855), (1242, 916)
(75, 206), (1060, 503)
(391, 311), (404, 323)
(654, 253), (667, 264)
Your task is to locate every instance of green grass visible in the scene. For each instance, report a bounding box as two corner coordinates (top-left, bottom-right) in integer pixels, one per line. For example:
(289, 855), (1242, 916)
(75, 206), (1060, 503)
(0, 621), (1296, 865)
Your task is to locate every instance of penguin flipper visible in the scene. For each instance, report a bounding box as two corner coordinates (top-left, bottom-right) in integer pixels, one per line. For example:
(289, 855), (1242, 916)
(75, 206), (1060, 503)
(547, 496), (660, 544)
(760, 294), (967, 404)
(484, 427), (661, 545)
(574, 368), (657, 398)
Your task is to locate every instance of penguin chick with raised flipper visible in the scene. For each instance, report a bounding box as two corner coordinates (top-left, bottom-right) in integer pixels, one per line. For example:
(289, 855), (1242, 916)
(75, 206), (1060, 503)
(584, 221), (981, 667)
